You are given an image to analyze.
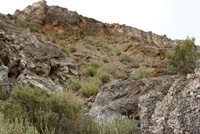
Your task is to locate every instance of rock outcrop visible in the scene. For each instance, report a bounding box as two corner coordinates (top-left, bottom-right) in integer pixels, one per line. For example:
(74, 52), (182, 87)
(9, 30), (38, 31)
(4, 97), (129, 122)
(139, 69), (200, 134)
(89, 75), (178, 123)
(0, 13), (78, 91)
(15, 0), (181, 48)
(90, 68), (200, 133)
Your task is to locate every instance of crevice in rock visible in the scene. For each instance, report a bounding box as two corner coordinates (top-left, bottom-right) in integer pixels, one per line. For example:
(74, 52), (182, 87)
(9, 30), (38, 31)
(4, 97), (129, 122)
(8, 65), (20, 83)
(0, 53), (10, 66)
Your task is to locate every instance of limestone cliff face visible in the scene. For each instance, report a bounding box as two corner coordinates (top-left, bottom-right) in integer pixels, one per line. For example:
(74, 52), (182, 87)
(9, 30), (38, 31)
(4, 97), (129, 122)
(15, 0), (181, 48)
(0, 13), (78, 92)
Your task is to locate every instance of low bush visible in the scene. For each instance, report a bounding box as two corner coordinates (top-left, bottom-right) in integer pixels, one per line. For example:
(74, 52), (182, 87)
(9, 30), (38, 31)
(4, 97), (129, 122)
(64, 76), (81, 91)
(86, 67), (97, 77)
(0, 86), (82, 134)
(0, 87), (9, 100)
(101, 55), (109, 63)
(0, 113), (42, 134)
(87, 77), (103, 87)
(98, 71), (110, 83)
(100, 64), (112, 73)
(115, 46), (123, 56)
(148, 57), (160, 68)
(115, 70), (127, 79)
(126, 61), (139, 68)
(7, 14), (18, 20)
(75, 116), (136, 134)
(131, 66), (150, 80)
(81, 81), (100, 97)
(90, 59), (101, 68)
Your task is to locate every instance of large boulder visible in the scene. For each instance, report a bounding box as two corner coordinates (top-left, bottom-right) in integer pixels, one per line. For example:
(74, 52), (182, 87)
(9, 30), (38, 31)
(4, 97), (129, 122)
(89, 75), (178, 124)
(0, 13), (78, 92)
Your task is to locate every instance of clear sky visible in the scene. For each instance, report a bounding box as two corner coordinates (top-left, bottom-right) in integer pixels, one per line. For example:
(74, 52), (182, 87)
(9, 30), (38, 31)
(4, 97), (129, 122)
(1, 0), (200, 44)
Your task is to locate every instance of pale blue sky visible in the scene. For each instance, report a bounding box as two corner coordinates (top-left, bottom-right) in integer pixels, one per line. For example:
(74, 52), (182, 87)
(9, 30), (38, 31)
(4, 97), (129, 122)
(1, 0), (200, 44)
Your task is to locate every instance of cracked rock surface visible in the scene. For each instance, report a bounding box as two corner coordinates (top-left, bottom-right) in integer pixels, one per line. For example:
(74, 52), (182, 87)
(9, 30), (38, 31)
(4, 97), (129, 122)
(0, 13), (78, 92)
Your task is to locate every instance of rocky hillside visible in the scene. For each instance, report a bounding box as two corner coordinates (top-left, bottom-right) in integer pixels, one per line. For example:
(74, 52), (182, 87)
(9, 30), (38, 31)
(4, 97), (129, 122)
(13, 0), (182, 80)
(0, 13), (78, 92)
(0, 0), (200, 134)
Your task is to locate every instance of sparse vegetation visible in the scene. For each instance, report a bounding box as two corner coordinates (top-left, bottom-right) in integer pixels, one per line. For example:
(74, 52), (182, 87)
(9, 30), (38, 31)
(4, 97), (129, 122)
(131, 66), (150, 80)
(68, 44), (77, 53)
(75, 116), (136, 134)
(101, 55), (109, 63)
(100, 64), (112, 73)
(0, 113), (41, 134)
(126, 61), (139, 68)
(0, 87), (9, 100)
(149, 57), (160, 68)
(64, 76), (81, 91)
(81, 81), (101, 97)
(61, 47), (70, 56)
(7, 14), (40, 33)
(80, 76), (102, 97)
(165, 37), (199, 76)
(86, 67), (98, 77)
(115, 70), (127, 79)
(115, 46), (123, 56)
(90, 59), (101, 68)
(98, 71), (110, 83)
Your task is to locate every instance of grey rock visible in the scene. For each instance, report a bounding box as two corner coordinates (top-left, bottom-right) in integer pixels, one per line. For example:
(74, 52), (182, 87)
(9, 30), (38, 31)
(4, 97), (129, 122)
(89, 76), (178, 124)
(0, 13), (78, 92)
(139, 69), (200, 134)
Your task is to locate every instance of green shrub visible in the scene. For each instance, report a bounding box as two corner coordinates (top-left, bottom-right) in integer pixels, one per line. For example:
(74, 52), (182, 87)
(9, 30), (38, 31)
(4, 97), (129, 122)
(0, 87), (9, 100)
(64, 76), (81, 91)
(7, 14), (18, 21)
(100, 64), (112, 73)
(126, 61), (139, 68)
(86, 67), (97, 77)
(101, 116), (136, 134)
(165, 37), (199, 76)
(98, 71), (110, 83)
(81, 82), (100, 97)
(115, 46), (123, 56)
(131, 66), (150, 80)
(149, 57), (160, 68)
(101, 55), (109, 63)
(115, 70), (127, 79)
(0, 113), (42, 134)
(75, 116), (136, 134)
(61, 47), (70, 56)
(7, 14), (40, 33)
(90, 59), (101, 68)
(0, 86), (82, 134)
(74, 116), (99, 134)
(87, 77), (103, 87)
